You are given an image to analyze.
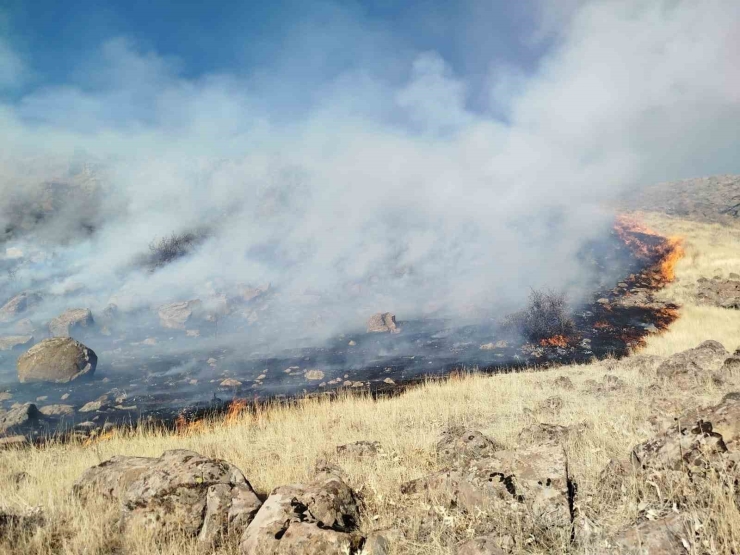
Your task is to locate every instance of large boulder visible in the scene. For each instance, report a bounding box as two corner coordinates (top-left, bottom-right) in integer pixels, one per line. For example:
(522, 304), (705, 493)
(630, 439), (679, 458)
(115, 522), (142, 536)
(17, 337), (97, 383)
(0, 292), (42, 322)
(158, 300), (203, 330)
(655, 340), (728, 385)
(402, 444), (573, 529)
(367, 313), (400, 334)
(48, 308), (94, 337)
(73, 449), (261, 545)
(240, 465), (363, 554)
(697, 277), (740, 309)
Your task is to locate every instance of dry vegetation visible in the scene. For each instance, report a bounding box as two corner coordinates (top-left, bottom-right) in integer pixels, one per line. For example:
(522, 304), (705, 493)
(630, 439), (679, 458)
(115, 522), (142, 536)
(2, 212), (740, 554)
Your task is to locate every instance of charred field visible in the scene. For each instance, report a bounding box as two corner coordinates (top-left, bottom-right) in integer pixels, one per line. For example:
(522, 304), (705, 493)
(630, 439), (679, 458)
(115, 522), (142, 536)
(0, 215), (684, 442)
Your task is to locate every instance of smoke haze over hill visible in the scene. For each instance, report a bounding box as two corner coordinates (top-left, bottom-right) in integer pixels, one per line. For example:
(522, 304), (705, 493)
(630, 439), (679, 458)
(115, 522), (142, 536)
(0, 1), (739, 339)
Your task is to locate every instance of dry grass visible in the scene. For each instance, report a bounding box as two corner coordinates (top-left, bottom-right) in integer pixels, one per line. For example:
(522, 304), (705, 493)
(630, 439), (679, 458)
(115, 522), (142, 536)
(2, 213), (740, 554)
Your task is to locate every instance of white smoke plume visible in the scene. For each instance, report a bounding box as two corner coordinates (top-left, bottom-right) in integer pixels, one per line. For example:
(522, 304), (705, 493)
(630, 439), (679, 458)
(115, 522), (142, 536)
(0, 0), (739, 342)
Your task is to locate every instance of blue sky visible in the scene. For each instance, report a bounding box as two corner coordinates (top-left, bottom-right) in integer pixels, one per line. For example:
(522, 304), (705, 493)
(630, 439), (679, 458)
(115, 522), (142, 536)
(2, 0), (547, 115)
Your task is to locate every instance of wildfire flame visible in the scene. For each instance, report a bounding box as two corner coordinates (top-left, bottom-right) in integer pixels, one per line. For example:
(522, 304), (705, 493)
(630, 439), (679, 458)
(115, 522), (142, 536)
(539, 335), (570, 347)
(175, 398), (249, 436)
(614, 215), (684, 284)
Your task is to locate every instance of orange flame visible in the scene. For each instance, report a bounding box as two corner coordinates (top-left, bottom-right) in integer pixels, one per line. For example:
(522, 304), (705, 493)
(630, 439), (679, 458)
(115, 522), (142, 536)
(614, 215), (684, 285)
(539, 335), (570, 347)
(224, 398), (248, 426)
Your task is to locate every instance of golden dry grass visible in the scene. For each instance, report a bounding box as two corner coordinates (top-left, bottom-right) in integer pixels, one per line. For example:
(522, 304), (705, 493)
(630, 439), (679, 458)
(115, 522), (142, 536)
(2, 212), (740, 554)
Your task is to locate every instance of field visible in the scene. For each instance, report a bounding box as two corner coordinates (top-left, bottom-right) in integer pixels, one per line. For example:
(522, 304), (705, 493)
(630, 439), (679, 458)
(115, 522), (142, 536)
(2, 211), (740, 554)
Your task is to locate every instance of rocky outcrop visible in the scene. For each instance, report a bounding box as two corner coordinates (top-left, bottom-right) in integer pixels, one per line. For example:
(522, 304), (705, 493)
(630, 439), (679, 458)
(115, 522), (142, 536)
(0, 335), (33, 351)
(158, 300), (203, 330)
(337, 440), (382, 458)
(457, 534), (508, 555)
(73, 449), (261, 545)
(367, 313), (400, 334)
(402, 443), (573, 529)
(17, 337), (97, 383)
(655, 340), (729, 385)
(0, 292), (42, 323)
(517, 422), (589, 446)
(48, 308), (94, 337)
(239, 464), (363, 554)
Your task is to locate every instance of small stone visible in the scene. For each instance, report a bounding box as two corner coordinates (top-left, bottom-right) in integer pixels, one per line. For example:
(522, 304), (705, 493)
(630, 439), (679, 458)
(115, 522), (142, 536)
(220, 378), (242, 388)
(383, 377), (395, 385)
(79, 400), (105, 413)
(305, 369), (325, 381)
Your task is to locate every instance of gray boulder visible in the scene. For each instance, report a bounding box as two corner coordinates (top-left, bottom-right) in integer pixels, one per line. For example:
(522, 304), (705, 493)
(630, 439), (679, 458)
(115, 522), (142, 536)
(73, 449), (261, 545)
(0, 403), (43, 435)
(436, 429), (502, 465)
(48, 308), (94, 337)
(17, 337), (97, 383)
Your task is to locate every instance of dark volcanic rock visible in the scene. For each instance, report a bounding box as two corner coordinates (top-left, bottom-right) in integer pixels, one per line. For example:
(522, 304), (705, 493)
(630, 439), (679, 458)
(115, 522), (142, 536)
(655, 340), (728, 385)
(17, 337), (97, 383)
(436, 429), (502, 465)
(48, 308), (94, 337)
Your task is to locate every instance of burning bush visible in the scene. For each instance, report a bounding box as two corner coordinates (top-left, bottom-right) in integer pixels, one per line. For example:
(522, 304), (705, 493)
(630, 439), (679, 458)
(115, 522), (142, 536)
(505, 289), (575, 342)
(145, 230), (206, 271)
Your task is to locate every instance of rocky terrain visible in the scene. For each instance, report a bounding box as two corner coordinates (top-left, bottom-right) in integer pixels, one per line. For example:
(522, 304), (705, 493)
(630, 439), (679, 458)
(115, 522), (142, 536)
(621, 174), (740, 223)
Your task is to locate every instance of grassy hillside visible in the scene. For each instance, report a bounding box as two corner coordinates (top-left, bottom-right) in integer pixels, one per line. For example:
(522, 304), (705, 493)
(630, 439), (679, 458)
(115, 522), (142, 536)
(2, 211), (740, 554)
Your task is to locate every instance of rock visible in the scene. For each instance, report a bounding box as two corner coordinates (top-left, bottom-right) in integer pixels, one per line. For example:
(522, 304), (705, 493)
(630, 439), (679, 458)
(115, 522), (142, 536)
(537, 396), (564, 412)
(0, 403), (42, 435)
(604, 514), (692, 554)
(402, 444), (572, 528)
(219, 378), (242, 388)
(48, 308), (94, 337)
(237, 284), (270, 303)
(73, 449), (261, 543)
(0, 292), (42, 322)
(629, 394), (740, 470)
(78, 400), (105, 413)
(0, 335), (34, 351)
(697, 278), (740, 308)
(367, 313), (400, 334)
(552, 376), (574, 390)
(721, 356), (740, 373)
(39, 404), (75, 416)
(239, 466), (363, 554)
(362, 529), (403, 555)
(17, 337), (97, 383)
(436, 429), (502, 465)
(14, 319), (35, 335)
(305, 369), (325, 381)
(517, 422), (589, 446)
(337, 440), (381, 458)
(0, 507), (44, 536)
(158, 300), (203, 330)
(655, 340), (728, 385)
(457, 534), (508, 555)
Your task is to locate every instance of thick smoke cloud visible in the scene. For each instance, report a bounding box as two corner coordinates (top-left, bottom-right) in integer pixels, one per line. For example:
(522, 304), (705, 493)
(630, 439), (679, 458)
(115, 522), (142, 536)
(0, 0), (739, 342)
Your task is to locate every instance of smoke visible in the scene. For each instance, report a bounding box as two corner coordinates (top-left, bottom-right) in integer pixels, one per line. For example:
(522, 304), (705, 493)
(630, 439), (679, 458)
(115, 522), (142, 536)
(0, 0), (739, 343)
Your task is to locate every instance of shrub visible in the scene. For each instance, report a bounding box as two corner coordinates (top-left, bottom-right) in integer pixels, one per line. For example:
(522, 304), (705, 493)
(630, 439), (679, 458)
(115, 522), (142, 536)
(505, 289), (575, 341)
(145, 231), (204, 271)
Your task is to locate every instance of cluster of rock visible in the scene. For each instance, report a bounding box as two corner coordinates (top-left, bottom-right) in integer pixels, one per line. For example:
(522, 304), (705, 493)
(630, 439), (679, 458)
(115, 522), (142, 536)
(697, 275), (740, 309)
(73, 449), (393, 554)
